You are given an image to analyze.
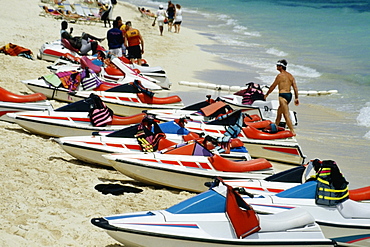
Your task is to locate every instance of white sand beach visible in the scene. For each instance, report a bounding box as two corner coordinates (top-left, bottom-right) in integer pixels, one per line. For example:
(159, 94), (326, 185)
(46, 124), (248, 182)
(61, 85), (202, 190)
(0, 0), (368, 246)
(0, 0), (243, 246)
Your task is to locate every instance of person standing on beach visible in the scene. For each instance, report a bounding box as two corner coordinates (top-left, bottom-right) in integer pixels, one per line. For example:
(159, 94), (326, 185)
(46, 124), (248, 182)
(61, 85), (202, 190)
(107, 20), (124, 57)
(98, 0), (113, 28)
(156, 4), (167, 36)
(115, 16), (127, 56)
(264, 59), (299, 135)
(174, 4), (182, 33)
(124, 21), (144, 65)
(166, 1), (176, 32)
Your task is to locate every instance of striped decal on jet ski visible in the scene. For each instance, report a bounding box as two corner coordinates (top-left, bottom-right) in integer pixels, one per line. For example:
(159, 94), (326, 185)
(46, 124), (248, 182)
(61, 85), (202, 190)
(247, 203), (295, 210)
(103, 95), (140, 103)
(241, 187), (284, 193)
(70, 141), (142, 150)
(138, 159), (214, 170)
(332, 234), (370, 244)
(124, 223), (199, 229)
(20, 115), (90, 122)
(186, 127), (224, 134)
(262, 146), (300, 155)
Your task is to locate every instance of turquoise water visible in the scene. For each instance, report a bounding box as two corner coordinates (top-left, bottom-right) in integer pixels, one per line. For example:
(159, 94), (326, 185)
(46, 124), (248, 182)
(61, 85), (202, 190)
(129, 0), (370, 127)
(123, 0), (370, 186)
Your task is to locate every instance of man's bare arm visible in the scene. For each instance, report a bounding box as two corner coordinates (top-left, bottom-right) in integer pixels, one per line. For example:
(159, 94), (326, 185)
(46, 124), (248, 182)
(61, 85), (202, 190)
(264, 76), (279, 100)
(292, 78), (299, 106)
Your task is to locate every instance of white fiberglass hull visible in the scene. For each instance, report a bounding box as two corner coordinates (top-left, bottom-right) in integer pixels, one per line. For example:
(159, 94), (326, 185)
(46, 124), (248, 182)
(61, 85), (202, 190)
(104, 153), (273, 192)
(22, 79), (183, 116)
(241, 187), (370, 246)
(0, 101), (53, 122)
(183, 121), (305, 165)
(105, 229), (333, 247)
(92, 184), (335, 247)
(220, 95), (298, 126)
(7, 111), (131, 137)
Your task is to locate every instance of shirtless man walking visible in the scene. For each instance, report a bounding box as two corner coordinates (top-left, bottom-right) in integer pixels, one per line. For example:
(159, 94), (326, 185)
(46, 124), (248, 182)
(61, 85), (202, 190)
(264, 59), (299, 135)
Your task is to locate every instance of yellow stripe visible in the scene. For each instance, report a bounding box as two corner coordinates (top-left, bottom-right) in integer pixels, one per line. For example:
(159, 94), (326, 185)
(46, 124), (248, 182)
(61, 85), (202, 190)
(318, 191), (349, 200)
(317, 177), (330, 185)
(319, 186), (348, 193)
(319, 172), (330, 176)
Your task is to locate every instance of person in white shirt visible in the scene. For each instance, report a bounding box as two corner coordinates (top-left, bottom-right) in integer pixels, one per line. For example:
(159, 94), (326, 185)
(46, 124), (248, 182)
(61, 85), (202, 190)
(174, 4), (183, 33)
(156, 4), (167, 36)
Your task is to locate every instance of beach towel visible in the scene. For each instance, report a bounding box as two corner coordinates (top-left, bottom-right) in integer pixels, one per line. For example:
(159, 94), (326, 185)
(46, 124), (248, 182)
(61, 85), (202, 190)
(40, 74), (62, 87)
(0, 43), (33, 60)
(56, 70), (81, 91)
(80, 68), (102, 90)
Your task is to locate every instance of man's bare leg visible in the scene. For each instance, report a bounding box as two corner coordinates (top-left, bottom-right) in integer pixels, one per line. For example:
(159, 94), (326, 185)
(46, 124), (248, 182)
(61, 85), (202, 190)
(278, 97), (295, 135)
(275, 106), (283, 127)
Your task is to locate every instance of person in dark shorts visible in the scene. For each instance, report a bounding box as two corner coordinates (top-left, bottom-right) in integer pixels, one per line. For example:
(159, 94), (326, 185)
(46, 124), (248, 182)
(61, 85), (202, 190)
(166, 1), (176, 32)
(174, 4), (183, 33)
(264, 59), (299, 135)
(278, 92), (292, 104)
(124, 21), (144, 65)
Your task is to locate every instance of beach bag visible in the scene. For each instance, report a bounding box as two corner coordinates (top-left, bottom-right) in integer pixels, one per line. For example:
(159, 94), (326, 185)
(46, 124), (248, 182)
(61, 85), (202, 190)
(80, 68), (103, 90)
(315, 160), (349, 207)
(87, 93), (113, 127)
(56, 70), (81, 91)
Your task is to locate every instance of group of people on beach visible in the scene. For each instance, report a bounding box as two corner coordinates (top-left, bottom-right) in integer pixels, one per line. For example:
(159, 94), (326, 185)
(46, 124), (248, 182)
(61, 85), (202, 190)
(155, 1), (183, 35)
(61, 17), (144, 65)
(107, 17), (144, 65)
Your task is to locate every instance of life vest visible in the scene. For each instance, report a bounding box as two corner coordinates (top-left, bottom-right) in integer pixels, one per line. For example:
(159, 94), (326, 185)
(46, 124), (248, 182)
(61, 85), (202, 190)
(80, 68), (103, 91)
(314, 160), (349, 206)
(234, 82), (265, 105)
(86, 93), (113, 127)
(135, 115), (165, 152)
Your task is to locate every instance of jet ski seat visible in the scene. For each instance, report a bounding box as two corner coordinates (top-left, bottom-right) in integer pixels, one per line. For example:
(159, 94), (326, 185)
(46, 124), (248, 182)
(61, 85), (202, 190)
(259, 208), (315, 232)
(61, 38), (79, 53)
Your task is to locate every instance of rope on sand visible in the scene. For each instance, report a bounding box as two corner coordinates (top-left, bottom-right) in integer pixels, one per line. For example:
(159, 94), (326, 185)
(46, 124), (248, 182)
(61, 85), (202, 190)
(178, 81), (338, 96)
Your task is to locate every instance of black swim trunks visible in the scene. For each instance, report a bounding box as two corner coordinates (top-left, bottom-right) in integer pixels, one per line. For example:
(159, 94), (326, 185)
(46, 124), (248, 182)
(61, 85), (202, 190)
(127, 45), (142, 59)
(279, 92), (292, 104)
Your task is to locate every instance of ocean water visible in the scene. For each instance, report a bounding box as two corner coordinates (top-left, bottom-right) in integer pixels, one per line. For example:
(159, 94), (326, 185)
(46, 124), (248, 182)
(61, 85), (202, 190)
(123, 0), (370, 186)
